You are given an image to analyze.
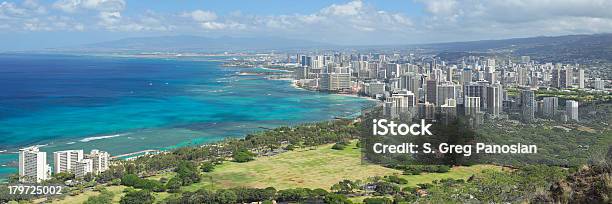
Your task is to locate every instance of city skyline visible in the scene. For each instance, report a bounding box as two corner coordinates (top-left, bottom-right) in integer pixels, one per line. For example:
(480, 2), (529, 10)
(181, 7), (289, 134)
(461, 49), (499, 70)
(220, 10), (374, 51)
(2, 0), (612, 50)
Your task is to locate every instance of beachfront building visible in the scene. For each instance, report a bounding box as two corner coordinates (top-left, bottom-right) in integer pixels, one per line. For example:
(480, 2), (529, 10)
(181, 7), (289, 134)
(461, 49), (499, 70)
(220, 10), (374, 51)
(19, 146), (50, 183)
(73, 159), (93, 178)
(319, 72), (350, 92)
(53, 150), (84, 174)
(366, 81), (386, 97)
(87, 149), (110, 174)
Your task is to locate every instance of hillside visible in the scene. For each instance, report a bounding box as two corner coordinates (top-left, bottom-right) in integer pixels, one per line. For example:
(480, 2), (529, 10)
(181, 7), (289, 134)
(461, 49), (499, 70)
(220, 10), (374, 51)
(422, 34), (612, 63)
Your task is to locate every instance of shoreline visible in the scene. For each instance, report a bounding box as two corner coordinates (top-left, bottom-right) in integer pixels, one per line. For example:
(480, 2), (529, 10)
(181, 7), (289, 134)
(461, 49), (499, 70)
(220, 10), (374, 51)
(290, 79), (380, 103)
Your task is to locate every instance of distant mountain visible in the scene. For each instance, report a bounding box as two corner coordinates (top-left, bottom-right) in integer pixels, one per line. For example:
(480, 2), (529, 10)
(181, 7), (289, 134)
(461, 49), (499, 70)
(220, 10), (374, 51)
(77, 35), (334, 52)
(420, 33), (612, 63)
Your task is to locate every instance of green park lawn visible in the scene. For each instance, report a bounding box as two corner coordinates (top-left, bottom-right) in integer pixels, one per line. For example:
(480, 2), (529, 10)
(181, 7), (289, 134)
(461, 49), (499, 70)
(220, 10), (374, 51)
(180, 141), (500, 191)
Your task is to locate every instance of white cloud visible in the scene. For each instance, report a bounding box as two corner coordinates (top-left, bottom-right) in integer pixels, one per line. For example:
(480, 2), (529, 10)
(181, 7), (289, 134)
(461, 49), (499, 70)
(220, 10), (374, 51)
(99, 11), (120, 26)
(0, 2), (27, 18)
(420, 0), (456, 16)
(23, 0), (46, 14)
(53, 0), (125, 13)
(185, 10), (217, 22)
(52, 0), (80, 13)
(321, 0), (363, 16)
(181, 9), (246, 31)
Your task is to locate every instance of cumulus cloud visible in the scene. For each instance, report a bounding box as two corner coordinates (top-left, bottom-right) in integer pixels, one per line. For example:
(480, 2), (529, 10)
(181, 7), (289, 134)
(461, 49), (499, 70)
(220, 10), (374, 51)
(0, 1), (27, 19)
(0, 1), (83, 32)
(321, 0), (363, 16)
(53, 0), (125, 13)
(184, 10), (217, 22)
(181, 9), (246, 31)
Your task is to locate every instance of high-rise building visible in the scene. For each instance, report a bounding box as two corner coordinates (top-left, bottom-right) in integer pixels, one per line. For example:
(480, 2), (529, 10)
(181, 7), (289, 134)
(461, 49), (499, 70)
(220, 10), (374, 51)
(577, 69), (585, 89)
(560, 68), (572, 88)
(400, 74), (421, 101)
(366, 81), (386, 97)
(300, 56), (312, 67)
(440, 98), (457, 116)
(464, 83), (486, 108)
(436, 84), (456, 107)
(464, 96), (481, 115)
(593, 78), (605, 90)
(390, 90), (416, 108)
(386, 63), (400, 78)
(486, 84), (503, 116)
(521, 90), (535, 123)
(426, 80), (437, 104)
(551, 68), (560, 88)
(53, 150), (84, 174)
(73, 159), (93, 178)
(566, 100), (579, 121)
(319, 72), (350, 92)
(542, 97), (558, 118)
(517, 67), (528, 86)
(19, 146), (50, 183)
(88, 150), (110, 174)
(486, 59), (496, 73)
(447, 66), (455, 82)
(461, 69), (472, 85)
(418, 102), (436, 120)
(387, 90), (416, 119)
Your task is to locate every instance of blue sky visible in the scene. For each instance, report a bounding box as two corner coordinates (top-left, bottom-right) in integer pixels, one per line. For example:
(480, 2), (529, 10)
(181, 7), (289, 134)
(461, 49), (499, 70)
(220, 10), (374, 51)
(1, 0), (612, 50)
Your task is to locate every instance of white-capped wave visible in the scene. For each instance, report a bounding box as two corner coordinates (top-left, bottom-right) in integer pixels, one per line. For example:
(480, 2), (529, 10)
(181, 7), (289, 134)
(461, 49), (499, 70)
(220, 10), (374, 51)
(80, 133), (129, 142)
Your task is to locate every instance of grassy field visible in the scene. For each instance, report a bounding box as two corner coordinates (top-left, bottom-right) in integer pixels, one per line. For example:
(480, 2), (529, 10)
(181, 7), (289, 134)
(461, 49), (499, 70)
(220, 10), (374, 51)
(180, 141), (500, 191)
(182, 141), (400, 191)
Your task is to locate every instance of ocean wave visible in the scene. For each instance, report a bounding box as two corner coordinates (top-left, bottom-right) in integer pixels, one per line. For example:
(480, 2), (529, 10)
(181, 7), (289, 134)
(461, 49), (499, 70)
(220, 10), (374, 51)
(80, 133), (129, 142)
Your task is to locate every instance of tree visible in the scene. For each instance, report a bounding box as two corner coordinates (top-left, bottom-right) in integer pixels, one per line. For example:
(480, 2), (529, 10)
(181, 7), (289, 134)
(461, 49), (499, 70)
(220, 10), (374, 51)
(165, 177), (182, 193)
(332, 143), (346, 150)
(363, 197), (392, 204)
(120, 190), (154, 204)
(215, 189), (238, 204)
(285, 144), (296, 151)
(232, 150), (255, 163)
(84, 190), (114, 204)
(324, 194), (353, 204)
(121, 174), (140, 187)
(374, 182), (400, 195)
(175, 161), (201, 186)
(52, 172), (75, 182)
(201, 162), (215, 172)
(331, 180), (356, 194)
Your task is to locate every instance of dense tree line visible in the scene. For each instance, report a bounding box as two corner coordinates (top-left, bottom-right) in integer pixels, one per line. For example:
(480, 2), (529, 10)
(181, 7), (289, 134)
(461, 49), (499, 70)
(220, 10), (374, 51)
(159, 187), (352, 204)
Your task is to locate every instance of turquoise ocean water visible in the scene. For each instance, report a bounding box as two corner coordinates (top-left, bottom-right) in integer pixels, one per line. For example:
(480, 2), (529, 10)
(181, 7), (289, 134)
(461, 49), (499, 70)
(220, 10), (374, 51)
(0, 54), (374, 181)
